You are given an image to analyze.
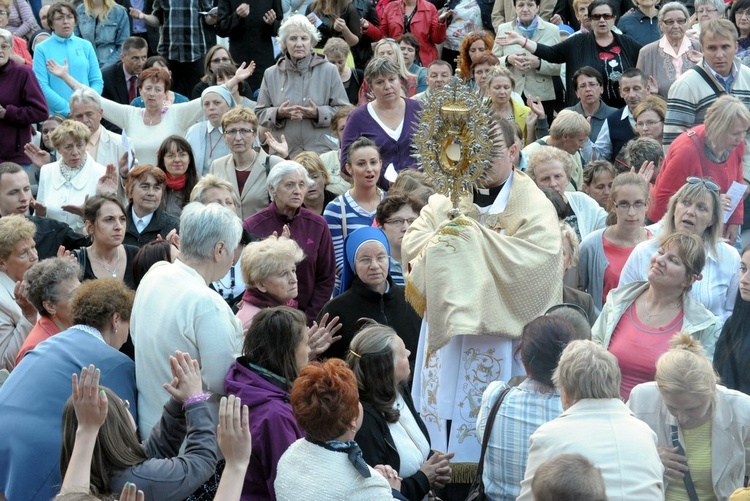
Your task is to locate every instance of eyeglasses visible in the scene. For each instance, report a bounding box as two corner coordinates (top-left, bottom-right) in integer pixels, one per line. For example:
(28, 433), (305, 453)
(696, 7), (717, 14)
(686, 176), (720, 192)
(164, 151), (189, 160)
(224, 128), (255, 136)
(355, 255), (389, 266)
(635, 120), (662, 129)
(211, 57), (231, 64)
(662, 18), (687, 25)
(385, 217), (417, 226)
(737, 10), (750, 19)
(614, 200), (647, 211)
(0, 10), (8, 15)
(590, 13), (614, 20)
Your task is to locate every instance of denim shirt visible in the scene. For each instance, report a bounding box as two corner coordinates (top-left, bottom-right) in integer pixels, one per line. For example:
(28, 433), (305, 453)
(74, 4), (130, 66)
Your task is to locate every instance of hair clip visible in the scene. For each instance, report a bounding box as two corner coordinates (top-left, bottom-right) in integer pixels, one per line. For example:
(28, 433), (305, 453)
(349, 349), (362, 358)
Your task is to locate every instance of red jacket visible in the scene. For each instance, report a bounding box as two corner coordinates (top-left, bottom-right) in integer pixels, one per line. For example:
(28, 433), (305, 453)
(376, 0), (446, 65)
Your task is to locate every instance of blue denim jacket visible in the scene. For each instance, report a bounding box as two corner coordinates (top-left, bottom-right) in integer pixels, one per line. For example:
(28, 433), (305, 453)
(74, 4), (130, 66)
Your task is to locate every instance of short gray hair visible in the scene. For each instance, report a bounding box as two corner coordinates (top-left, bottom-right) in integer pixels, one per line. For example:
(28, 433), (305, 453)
(179, 202), (242, 261)
(364, 57), (401, 87)
(240, 235), (304, 285)
(69, 87), (102, 109)
(266, 160), (313, 192)
(553, 340), (621, 403)
(694, 0), (725, 16)
(23, 258), (81, 317)
(190, 174), (240, 209)
(278, 14), (320, 52)
(658, 1), (689, 22)
(0, 29), (12, 47)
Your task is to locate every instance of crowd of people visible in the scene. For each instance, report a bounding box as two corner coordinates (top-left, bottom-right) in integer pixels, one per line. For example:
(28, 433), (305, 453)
(2, 0), (750, 498)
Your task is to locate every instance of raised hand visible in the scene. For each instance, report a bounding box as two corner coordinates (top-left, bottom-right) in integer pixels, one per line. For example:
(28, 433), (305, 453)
(96, 164), (119, 195)
(119, 482), (145, 501)
(24, 143), (51, 168)
(526, 96), (545, 118)
(495, 31), (525, 47)
(14, 280), (37, 323)
(218, 395), (252, 467)
(30, 199), (47, 217)
(235, 61), (255, 82)
(307, 312), (343, 360)
(631, 160), (655, 184)
(72, 365), (108, 431)
(265, 132), (289, 159)
(46, 58), (69, 79)
(162, 351), (204, 403)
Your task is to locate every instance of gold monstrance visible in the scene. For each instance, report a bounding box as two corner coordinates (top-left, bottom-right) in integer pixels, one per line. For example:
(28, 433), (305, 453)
(412, 76), (494, 218)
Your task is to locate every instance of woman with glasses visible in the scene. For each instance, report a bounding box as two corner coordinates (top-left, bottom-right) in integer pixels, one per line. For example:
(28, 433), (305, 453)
(580, 173), (653, 312)
(210, 107), (284, 219)
(192, 45), (255, 99)
(686, 0), (724, 41)
(632, 95), (666, 144)
(0, 3), (31, 65)
(317, 226), (421, 367)
(592, 232), (722, 399)
(648, 96), (750, 244)
(497, 0), (642, 108)
(374, 192), (423, 286)
(636, 2), (701, 98)
(620, 179), (741, 323)
(731, 0), (750, 66)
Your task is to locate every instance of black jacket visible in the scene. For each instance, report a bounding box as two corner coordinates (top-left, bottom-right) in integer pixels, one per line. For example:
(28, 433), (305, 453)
(28, 215), (88, 260)
(355, 384), (432, 501)
(123, 205), (180, 248)
(318, 276), (421, 367)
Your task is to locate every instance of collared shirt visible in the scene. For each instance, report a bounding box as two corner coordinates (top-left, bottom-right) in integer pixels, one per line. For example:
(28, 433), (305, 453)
(706, 60), (739, 93)
(130, 0), (147, 33)
(132, 207), (154, 233)
(153, 0), (208, 62)
(658, 35), (692, 78)
(87, 125), (103, 160)
(594, 106), (634, 160)
(72, 324), (105, 343)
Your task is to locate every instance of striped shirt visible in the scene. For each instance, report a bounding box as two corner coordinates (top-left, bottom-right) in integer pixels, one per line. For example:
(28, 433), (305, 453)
(153, 0), (210, 62)
(476, 379), (563, 501)
(323, 191), (384, 296)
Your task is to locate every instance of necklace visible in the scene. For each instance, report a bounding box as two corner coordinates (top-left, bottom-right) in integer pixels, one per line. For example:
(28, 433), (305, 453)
(91, 247), (120, 277)
(234, 152), (257, 172)
(643, 300), (680, 322)
(60, 155), (87, 183)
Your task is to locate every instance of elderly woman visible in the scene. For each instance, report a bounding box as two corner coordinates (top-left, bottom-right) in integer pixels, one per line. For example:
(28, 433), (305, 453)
(458, 30), (493, 81)
(225, 306), (308, 501)
(493, 0), (562, 120)
(686, 0), (724, 41)
(517, 340), (663, 500)
(210, 106), (284, 220)
(633, 95), (666, 145)
(593, 232), (722, 399)
(235, 235), (304, 330)
(296, 151), (337, 215)
(649, 96), (750, 245)
(357, 39), (418, 104)
(621, 180), (740, 323)
(324, 38), (362, 105)
(731, 0), (750, 66)
(527, 146), (606, 242)
(341, 58), (421, 187)
(255, 14), (348, 158)
(318, 104), (353, 195)
(580, 173), (652, 312)
(31, 2), (103, 116)
(0, 29), (47, 166)
(318, 227), (421, 367)
(35, 120), (107, 234)
(486, 66), (548, 145)
(348, 323), (453, 501)
(0, 278), (136, 501)
(243, 160), (336, 324)
(123, 164), (180, 248)
(636, 2), (701, 99)
(129, 56), (189, 107)
(185, 86), (235, 176)
(0, 2), (31, 66)
(14, 257), (80, 365)
(74, 0), (130, 67)
(274, 358), (400, 500)
(497, 0), (643, 108)
(374, 192), (423, 286)
(0, 214), (37, 370)
(48, 62), (251, 166)
(714, 245), (750, 394)
(73, 195), (140, 289)
(629, 334), (750, 500)
(477, 315), (583, 501)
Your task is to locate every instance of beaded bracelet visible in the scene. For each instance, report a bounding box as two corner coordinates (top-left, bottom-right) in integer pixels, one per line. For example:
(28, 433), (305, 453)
(184, 392), (211, 408)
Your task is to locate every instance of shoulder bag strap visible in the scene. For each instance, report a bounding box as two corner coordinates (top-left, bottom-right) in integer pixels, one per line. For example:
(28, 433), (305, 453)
(475, 387), (512, 480)
(686, 130), (711, 175)
(338, 194), (348, 240)
(670, 425), (700, 501)
(692, 65), (726, 96)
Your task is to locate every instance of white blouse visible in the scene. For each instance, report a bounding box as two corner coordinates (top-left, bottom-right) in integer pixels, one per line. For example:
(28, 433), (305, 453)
(388, 393), (430, 478)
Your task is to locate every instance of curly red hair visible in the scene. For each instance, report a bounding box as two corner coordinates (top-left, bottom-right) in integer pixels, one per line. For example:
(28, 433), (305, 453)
(290, 359), (360, 442)
(459, 31), (495, 81)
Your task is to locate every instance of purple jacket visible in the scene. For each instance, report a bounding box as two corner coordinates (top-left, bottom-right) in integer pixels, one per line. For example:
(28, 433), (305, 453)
(243, 203), (335, 325)
(225, 359), (304, 501)
(0, 60), (48, 164)
(339, 97), (421, 187)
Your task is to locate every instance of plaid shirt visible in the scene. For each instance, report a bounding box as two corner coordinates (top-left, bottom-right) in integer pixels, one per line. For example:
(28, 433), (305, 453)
(153, 0), (210, 62)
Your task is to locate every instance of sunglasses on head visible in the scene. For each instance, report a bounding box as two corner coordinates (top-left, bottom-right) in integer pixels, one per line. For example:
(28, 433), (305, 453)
(686, 176), (720, 192)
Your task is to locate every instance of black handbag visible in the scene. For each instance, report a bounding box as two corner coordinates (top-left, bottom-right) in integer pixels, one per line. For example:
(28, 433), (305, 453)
(465, 386), (511, 501)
